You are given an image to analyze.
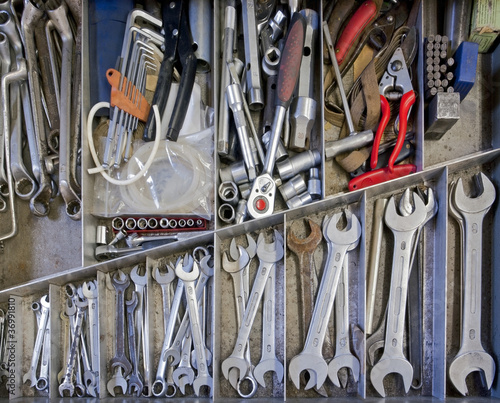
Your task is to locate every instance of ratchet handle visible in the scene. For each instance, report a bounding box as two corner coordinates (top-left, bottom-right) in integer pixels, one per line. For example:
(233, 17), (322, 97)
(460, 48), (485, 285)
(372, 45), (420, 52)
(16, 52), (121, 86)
(143, 56), (175, 141)
(276, 12), (306, 109)
(370, 95), (390, 169)
(348, 164), (416, 191)
(166, 51), (197, 141)
(388, 90), (415, 172)
(335, 0), (380, 67)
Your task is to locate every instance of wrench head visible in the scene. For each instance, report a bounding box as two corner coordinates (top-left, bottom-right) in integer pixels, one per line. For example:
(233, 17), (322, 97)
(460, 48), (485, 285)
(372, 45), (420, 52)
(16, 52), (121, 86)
(40, 294), (50, 309)
(127, 374), (144, 397)
(253, 358), (284, 388)
(65, 298), (76, 317)
(82, 280), (98, 299)
(323, 210), (362, 247)
(36, 377), (48, 391)
(230, 234), (257, 260)
(256, 230), (284, 263)
(130, 264), (148, 286)
(328, 354), (360, 387)
(173, 367), (195, 394)
(111, 269), (130, 291)
(192, 374), (213, 397)
(58, 381), (75, 397)
(288, 353), (328, 390)
(287, 218), (322, 255)
(370, 357), (413, 397)
(153, 263), (176, 284)
(107, 368), (128, 396)
(222, 246), (250, 274)
(221, 356), (249, 384)
(84, 371), (98, 397)
(174, 254), (198, 281)
(125, 290), (138, 312)
(384, 192), (427, 233)
(449, 350), (495, 396)
(452, 173), (496, 215)
(199, 254), (215, 277)
(22, 372), (37, 388)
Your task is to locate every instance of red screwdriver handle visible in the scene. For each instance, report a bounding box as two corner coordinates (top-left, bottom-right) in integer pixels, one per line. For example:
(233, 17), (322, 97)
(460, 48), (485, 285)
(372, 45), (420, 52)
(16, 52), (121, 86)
(388, 90), (415, 172)
(276, 12), (306, 109)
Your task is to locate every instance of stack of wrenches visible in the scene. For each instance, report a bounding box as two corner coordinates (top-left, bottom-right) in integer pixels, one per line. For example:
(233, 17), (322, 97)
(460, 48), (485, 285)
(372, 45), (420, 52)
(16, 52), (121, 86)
(0, 0), (83, 242)
(106, 247), (214, 398)
(221, 230), (284, 397)
(217, 3), (324, 224)
(58, 282), (99, 397)
(367, 188), (437, 397)
(288, 210), (362, 393)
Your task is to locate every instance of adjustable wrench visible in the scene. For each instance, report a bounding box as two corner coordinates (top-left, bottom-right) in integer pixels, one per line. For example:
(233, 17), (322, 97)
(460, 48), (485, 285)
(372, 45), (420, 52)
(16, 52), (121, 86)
(289, 212), (361, 390)
(448, 173), (496, 396)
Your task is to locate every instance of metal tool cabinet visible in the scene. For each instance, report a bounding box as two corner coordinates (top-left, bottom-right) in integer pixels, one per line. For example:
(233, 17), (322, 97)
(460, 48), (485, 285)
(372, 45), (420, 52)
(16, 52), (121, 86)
(0, 0), (500, 401)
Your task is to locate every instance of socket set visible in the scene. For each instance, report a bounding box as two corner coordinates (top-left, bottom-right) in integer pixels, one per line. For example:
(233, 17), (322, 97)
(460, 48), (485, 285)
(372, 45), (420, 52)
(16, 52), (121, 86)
(111, 216), (208, 233)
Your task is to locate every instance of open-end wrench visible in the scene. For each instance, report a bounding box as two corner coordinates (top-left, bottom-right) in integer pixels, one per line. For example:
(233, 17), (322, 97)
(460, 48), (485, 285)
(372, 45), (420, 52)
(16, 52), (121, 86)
(153, 265), (176, 337)
(288, 211), (361, 390)
(370, 193), (428, 397)
(107, 270), (132, 396)
(130, 265), (148, 381)
(23, 295), (50, 387)
(152, 266), (185, 397)
(253, 260), (284, 387)
(82, 281), (99, 395)
(222, 244), (257, 396)
(126, 292), (143, 396)
(59, 296), (88, 397)
(247, 13), (306, 219)
(58, 301), (75, 384)
(36, 313), (50, 391)
(367, 188), (437, 367)
(448, 173), (496, 396)
(175, 255), (213, 396)
(162, 255), (214, 368)
(222, 231), (284, 385)
(328, 254), (360, 388)
(172, 327), (195, 395)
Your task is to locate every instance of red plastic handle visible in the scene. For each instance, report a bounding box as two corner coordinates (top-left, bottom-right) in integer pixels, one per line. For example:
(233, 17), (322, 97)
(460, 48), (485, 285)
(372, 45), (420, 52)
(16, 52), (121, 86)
(370, 95), (390, 169)
(348, 164), (417, 191)
(335, 0), (378, 66)
(388, 90), (415, 172)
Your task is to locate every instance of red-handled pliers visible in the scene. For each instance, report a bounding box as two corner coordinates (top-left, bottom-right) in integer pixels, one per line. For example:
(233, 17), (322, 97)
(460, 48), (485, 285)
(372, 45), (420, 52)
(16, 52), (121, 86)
(349, 47), (416, 191)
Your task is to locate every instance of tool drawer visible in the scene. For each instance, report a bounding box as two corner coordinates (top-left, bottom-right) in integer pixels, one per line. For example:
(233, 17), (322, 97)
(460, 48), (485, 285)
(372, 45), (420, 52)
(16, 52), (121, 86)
(0, 0), (500, 401)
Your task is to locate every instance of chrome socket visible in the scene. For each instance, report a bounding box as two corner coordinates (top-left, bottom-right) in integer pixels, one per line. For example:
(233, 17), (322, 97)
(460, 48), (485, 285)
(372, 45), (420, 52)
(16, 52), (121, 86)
(278, 174), (307, 202)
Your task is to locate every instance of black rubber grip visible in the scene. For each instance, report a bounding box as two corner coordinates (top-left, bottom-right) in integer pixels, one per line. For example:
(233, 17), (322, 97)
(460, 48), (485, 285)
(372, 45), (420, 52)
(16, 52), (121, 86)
(166, 52), (197, 141)
(276, 13), (306, 108)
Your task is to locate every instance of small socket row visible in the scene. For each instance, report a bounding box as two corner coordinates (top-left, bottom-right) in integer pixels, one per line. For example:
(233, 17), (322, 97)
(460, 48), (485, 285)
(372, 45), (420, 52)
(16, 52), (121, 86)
(111, 216), (206, 232)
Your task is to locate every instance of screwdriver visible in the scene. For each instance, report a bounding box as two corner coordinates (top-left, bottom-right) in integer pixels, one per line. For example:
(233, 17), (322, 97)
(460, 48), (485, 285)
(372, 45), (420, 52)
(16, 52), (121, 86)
(247, 12), (306, 219)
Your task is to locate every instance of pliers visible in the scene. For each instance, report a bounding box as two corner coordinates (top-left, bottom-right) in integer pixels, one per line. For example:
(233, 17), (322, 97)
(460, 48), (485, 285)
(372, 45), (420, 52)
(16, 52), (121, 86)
(143, 0), (197, 142)
(349, 47), (416, 191)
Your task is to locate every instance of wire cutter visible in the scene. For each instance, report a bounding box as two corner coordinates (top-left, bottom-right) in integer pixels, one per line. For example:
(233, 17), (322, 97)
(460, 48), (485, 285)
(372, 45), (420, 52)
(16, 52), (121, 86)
(143, 0), (197, 142)
(349, 47), (416, 191)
